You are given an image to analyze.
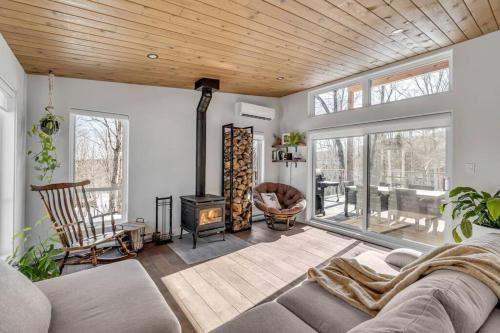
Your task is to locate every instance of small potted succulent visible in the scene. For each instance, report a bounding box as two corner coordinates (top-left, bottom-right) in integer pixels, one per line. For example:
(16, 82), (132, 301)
(441, 187), (500, 243)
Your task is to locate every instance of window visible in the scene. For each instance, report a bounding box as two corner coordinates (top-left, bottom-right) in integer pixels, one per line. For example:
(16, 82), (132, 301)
(253, 134), (265, 185)
(70, 111), (129, 222)
(371, 60), (450, 105)
(0, 83), (15, 257)
(312, 83), (363, 116)
(311, 114), (451, 247)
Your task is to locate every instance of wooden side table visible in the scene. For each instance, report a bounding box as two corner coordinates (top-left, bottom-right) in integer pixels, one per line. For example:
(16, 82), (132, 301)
(120, 220), (147, 252)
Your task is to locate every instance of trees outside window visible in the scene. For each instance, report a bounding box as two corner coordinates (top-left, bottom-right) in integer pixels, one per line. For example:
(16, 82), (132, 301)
(313, 83), (362, 115)
(371, 60), (449, 105)
(72, 113), (128, 220)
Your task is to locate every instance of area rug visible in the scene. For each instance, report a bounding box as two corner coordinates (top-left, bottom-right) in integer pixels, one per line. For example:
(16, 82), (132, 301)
(161, 226), (377, 333)
(167, 233), (251, 265)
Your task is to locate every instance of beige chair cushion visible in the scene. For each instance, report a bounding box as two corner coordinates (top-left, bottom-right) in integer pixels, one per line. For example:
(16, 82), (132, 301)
(0, 259), (52, 333)
(36, 260), (180, 333)
(210, 302), (316, 333)
(277, 281), (371, 333)
(382, 269), (497, 333)
(348, 295), (455, 333)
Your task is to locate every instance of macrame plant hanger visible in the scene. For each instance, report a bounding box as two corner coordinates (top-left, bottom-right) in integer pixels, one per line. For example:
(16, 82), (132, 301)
(46, 70), (55, 113)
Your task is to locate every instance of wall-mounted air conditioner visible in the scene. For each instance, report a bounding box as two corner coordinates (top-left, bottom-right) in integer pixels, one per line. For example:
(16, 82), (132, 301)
(235, 102), (275, 121)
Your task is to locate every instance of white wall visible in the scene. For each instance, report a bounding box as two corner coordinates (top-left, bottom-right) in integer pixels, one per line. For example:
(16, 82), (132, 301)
(279, 31), (500, 242)
(0, 34), (27, 256)
(26, 76), (281, 236)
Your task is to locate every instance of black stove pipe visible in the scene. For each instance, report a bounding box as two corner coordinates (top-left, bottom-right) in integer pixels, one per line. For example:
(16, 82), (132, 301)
(194, 78), (219, 197)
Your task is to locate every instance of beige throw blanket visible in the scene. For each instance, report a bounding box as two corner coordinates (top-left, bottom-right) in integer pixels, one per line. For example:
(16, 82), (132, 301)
(307, 235), (500, 316)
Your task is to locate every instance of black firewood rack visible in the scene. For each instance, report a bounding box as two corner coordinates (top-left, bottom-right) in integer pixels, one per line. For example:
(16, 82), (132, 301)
(222, 124), (254, 232)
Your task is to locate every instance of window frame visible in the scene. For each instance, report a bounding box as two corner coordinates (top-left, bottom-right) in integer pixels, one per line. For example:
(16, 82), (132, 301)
(69, 108), (130, 223)
(0, 76), (16, 258)
(309, 78), (364, 117)
(308, 51), (452, 117)
(370, 58), (451, 106)
(253, 133), (265, 186)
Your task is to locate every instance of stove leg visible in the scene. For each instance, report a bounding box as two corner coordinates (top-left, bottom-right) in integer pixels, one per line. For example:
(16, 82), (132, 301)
(192, 232), (197, 249)
(179, 227), (183, 239)
(222, 231), (226, 241)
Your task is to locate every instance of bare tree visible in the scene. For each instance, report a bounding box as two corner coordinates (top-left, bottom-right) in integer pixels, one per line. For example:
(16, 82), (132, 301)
(77, 117), (123, 214)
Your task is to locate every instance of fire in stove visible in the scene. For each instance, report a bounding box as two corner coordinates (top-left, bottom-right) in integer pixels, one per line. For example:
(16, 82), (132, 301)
(199, 208), (222, 225)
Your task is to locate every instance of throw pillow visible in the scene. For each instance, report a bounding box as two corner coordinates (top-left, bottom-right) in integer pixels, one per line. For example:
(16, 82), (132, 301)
(384, 248), (422, 268)
(348, 295), (455, 333)
(261, 193), (282, 210)
(382, 270), (497, 333)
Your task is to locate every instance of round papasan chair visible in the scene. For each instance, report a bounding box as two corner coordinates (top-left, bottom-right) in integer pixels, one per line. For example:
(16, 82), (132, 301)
(254, 182), (307, 230)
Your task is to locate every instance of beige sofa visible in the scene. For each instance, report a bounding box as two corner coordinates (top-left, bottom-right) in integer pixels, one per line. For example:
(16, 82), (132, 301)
(212, 234), (499, 333)
(0, 259), (181, 333)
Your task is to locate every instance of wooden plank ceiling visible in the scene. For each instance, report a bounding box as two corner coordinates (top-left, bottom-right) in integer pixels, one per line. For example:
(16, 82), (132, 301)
(0, 0), (498, 97)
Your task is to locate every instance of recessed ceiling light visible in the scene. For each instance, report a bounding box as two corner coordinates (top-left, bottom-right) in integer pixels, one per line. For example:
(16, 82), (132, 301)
(276, 76), (284, 80)
(147, 53), (159, 59)
(391, 29), (405, 35)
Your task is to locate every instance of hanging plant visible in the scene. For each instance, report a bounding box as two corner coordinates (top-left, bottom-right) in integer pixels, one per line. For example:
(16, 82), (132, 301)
(28, 71), (64, 182)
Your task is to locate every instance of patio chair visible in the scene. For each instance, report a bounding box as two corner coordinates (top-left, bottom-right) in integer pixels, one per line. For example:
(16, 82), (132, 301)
(356, 185), (385, 222)
(392, 188), (425, 230)
(31, 180), (136, 273)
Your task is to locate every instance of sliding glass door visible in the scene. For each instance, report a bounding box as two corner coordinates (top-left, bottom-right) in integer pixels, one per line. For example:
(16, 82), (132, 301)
(313, 136), (365, 229)
(367, 128), (448, 246)
(311, 115), (450, 247)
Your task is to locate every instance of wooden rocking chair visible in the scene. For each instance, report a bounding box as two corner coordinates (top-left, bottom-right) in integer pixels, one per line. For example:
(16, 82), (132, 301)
(31, 180), (136, 273)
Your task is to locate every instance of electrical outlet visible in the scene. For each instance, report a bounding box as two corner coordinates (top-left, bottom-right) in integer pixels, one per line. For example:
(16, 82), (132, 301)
(465, 163), (476, 175)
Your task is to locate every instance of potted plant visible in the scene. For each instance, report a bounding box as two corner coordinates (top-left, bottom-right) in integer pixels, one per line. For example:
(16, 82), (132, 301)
(440, 187), (500, 243)
(27, 71), (63, 182)
(288, 132), (305, 146)
(39, 107), (61, 135)
(7, 222), (61, 282)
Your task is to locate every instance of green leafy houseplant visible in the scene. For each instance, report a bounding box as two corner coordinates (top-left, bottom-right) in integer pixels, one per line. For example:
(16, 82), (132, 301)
(288, 132), (305, 146)
(440, 187), (500, 243)
(28, 107), (64, 182)
(7, 221), (61, 282)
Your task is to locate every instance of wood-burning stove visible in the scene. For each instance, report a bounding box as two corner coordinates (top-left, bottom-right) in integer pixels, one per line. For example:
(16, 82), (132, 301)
(179, 195), (225, 248)
(180, 78), (225, 249)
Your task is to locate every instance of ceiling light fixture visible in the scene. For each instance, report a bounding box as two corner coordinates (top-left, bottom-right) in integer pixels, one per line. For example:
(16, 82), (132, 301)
(147, 53), (159, 59)
(391, 28), (405, 35)
(276, 76), (284, 80)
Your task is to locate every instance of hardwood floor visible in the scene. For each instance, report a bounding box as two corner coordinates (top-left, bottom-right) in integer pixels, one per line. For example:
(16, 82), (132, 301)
(63, 221), (388, 333)
(159, 221), (387, 332)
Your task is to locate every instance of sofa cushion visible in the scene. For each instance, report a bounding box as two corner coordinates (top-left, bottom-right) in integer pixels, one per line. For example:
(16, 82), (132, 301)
(210, 302), (315, 333)
(0, 259), (52, 333)
(347, 295), (455, 333)
(477, 307), (500, 333)
(354, 251), (399, 276)
(381, 269), (497, 333)
(35, 260), (180, 333)
(384, 248), (422, 268)
(277, 281), (371, 333)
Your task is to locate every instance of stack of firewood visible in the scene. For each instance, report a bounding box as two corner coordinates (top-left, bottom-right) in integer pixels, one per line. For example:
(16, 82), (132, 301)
(223, 127), (253, 232)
